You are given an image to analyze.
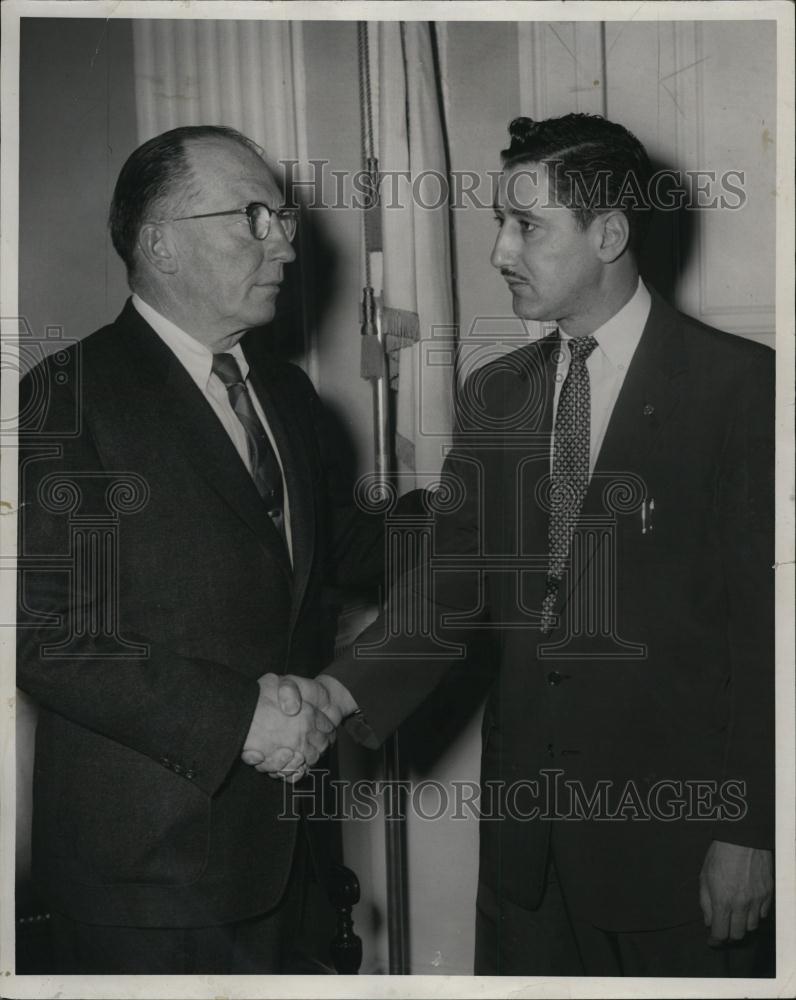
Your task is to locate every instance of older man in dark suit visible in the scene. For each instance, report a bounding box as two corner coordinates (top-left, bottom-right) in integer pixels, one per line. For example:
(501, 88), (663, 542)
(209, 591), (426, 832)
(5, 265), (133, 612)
(292, 114), (775, 976)
(17, 125), (375, 973)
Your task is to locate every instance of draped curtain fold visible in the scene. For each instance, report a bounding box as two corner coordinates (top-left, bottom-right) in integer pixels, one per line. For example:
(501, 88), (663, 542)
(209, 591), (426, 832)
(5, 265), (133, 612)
(375, 22), (455, 488)
(133, 19), (305, 167)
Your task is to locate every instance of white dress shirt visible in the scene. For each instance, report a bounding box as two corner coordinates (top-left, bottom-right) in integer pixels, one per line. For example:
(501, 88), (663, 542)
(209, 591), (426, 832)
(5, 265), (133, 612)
(553, 278), (652, 474)
(132, 294), (293, 560)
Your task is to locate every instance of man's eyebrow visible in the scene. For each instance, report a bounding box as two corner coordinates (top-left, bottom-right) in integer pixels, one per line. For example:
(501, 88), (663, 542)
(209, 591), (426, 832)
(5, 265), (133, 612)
(493, 204), (544, 222)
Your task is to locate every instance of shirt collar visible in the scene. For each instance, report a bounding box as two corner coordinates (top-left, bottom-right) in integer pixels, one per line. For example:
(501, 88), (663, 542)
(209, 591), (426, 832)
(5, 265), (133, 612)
(560, 278), (651, 370)
(131, 294), (250, 391)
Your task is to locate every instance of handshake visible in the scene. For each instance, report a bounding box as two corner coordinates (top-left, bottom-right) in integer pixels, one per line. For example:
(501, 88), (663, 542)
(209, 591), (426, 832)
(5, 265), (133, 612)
(240, 672), (358, 782)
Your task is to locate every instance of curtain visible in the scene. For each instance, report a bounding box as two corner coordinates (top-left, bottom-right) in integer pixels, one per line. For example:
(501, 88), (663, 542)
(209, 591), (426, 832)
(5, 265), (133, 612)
(133, 19), (306, 165)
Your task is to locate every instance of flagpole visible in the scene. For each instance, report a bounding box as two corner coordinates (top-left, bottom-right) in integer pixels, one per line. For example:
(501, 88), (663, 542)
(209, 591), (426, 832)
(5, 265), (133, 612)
(375, 298), (410, 976)
(357, 22), (410, 974)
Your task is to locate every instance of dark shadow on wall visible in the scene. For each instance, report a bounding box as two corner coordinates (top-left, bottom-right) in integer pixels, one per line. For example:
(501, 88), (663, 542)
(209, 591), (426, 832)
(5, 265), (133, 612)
(639, 156), (697, 305)
(246, 178), (341, 365)
(19, 18), (137, 348)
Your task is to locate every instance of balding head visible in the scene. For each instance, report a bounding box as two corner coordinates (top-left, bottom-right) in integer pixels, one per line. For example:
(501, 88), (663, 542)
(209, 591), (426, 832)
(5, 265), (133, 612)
(109, 125), (263, 285)
(114, 127), (296, 350)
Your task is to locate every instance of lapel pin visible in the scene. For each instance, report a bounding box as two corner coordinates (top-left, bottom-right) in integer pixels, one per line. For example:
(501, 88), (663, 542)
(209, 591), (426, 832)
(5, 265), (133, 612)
(641, 498), (656, 534)
(643, 403), (655, 416)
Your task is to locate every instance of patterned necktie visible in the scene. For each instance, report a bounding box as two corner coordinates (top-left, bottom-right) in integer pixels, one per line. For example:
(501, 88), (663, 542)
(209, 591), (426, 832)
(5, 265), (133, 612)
(211, 352), (286, 539)
(540, 334), (598, 633)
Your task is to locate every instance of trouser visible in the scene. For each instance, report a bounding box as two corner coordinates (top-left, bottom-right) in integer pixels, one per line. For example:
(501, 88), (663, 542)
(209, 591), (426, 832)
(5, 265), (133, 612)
(475, 855), (774, 977)
(48, 831), (335, 974)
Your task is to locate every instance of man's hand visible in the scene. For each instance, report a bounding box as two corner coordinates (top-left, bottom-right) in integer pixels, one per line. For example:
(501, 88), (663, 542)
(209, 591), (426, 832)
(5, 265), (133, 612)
(699, 840), (773, 945)
(279, 673), (358, 728)
(241, 673), (336, 782)
(241, 674), (357, 784)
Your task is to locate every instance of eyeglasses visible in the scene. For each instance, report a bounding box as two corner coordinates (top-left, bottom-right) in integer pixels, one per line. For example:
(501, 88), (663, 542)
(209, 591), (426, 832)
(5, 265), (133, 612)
(153, 202), (298, 242)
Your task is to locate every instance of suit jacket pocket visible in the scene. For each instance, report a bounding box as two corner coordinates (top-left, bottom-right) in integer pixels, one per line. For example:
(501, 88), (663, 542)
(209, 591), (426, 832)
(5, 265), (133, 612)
(36, 715), (211, 888)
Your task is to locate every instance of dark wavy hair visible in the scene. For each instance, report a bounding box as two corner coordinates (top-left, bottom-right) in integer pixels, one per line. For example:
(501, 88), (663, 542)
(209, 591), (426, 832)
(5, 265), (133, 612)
(501, 114), (653, 253)
(109, 125), (261, 281)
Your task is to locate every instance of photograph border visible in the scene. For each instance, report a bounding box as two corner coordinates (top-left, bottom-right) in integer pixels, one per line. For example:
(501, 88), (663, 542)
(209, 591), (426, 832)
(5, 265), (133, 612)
(1, 2), (793, 997)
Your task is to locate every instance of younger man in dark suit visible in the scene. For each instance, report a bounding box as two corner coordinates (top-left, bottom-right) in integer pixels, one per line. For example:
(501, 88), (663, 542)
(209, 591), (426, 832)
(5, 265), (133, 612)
(288, 114), (775, 976)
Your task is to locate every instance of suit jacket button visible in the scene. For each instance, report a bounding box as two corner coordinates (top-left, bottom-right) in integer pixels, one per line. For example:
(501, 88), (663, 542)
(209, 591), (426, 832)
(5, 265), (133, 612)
(185, 769), (195, 780)
(547, 671), (562, 686)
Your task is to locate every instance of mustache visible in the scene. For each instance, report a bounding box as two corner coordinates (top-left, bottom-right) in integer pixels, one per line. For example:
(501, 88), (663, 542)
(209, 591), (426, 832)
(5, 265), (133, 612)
(501, 269), (524, 280)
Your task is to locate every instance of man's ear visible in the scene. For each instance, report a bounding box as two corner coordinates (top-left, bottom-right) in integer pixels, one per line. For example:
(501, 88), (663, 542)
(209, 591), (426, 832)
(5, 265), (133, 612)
(596, 211), (630, 263)
(137, 224), (179, 275)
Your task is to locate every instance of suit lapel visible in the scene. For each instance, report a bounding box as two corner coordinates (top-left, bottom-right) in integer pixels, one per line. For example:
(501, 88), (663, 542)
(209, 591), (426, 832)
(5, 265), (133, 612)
(514, 332), (559, 561)
(114, 301), (294, 585)
(245, 357), (316, 627)
(559, 291), (688, 612)
(585, 289), (687, 512)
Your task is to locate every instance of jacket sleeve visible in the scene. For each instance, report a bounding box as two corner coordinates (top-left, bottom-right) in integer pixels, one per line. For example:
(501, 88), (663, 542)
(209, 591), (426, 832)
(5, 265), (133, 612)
(16, 359), (260, 798)
(300, 366), (424, 591)
(324, 431), (489, 748)
(712, 351), (775, 849)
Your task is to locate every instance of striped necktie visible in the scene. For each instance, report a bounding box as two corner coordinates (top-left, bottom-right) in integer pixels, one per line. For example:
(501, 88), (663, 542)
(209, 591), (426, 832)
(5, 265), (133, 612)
(211, 352), (286, 540)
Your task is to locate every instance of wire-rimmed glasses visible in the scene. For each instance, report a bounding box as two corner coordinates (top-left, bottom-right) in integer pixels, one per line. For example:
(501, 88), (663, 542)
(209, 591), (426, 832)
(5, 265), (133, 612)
(153, 202), (298, 242)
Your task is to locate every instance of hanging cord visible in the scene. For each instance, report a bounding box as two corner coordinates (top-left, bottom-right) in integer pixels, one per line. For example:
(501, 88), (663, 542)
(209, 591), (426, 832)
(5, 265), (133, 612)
(357, 21), (383, 377)
(357, 23), (381, 281)
(358, 22), (374, 165)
